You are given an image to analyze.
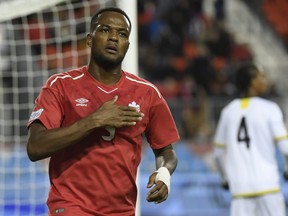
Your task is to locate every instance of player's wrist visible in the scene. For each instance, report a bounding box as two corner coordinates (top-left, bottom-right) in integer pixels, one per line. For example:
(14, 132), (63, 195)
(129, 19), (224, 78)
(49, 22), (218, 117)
(83, 114), (104, 129)
(283, 170), (288, 180)
(155, 167), (171, 193)
(221, 181), (229, 190)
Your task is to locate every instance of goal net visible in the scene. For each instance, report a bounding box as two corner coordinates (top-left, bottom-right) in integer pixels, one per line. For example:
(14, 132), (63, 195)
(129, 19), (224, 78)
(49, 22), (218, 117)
(0, 0), (116, 215)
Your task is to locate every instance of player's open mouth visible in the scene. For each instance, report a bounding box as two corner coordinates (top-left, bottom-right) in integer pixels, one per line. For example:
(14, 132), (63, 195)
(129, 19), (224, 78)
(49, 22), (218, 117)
(105, 45), (118, 54)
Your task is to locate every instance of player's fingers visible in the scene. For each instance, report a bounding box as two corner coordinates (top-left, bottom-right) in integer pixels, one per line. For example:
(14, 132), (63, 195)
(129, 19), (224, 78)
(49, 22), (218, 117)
(112, 95), (118, 103)
(97, 96), (118, 112)
(118, 106), (144, 117)
(146, 185), (159, 197)
(103, 95), (118, 105)
(122, 112), (144, 118)
(122, 116), (143, 123)
(155, 193), (168, 204)
(114, 122), (136, 128)
(146, 182), (167, 202)
(147, 181), (165, 197)
(116, 107), (144, 119)
(115, 115), (144, 127)
(147, 172), (157, 188)
(119, 105), (137, 111)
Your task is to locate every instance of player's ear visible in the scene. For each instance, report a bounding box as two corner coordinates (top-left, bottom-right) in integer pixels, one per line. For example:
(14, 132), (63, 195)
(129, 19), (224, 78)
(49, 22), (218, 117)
(86, 33), (92, 47)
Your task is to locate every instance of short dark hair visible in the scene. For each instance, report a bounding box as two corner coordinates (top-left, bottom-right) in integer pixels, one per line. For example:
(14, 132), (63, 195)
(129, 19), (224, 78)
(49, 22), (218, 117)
(235, 62), (259, 94)
(90, 7), (132, 32)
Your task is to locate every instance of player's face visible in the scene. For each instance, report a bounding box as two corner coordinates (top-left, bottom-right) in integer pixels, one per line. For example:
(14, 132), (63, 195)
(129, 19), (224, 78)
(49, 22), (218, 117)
(252, 70), (268, 95)
(87, 11), (130, 68)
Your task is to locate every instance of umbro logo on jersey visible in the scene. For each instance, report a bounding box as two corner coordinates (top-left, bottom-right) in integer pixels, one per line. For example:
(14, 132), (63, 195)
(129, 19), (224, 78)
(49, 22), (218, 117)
(128, 101), (140, 112)
(75, 98), (89, 106)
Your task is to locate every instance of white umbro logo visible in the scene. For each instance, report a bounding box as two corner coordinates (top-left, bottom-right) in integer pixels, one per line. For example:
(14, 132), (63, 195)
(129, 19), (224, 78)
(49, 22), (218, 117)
(75, 98), (89, 106)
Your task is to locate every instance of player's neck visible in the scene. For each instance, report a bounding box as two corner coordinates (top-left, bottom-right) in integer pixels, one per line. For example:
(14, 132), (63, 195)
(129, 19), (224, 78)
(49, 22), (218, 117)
(241, 90), (259, 98)
(88, 63), (122, 86)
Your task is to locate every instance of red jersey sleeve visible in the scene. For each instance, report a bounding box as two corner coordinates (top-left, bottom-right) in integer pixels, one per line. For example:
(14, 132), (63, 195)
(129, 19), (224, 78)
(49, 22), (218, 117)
(145, 94), (179, 149)
(27, 86), (64, 129)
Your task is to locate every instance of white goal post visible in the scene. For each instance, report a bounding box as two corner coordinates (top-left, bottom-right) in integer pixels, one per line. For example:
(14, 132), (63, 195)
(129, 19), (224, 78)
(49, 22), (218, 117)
(0, 0), (139, 215)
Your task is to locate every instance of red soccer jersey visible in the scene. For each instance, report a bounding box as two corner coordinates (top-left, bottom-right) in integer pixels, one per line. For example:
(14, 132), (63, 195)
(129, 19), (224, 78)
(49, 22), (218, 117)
(28, 66), (179, 216)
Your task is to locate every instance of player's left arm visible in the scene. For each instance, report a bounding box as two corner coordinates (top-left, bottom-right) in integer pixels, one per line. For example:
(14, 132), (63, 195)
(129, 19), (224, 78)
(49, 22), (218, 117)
(277, 139), (288, 180)
(146, 144), (177, 204)
(270, 104), (288, 179)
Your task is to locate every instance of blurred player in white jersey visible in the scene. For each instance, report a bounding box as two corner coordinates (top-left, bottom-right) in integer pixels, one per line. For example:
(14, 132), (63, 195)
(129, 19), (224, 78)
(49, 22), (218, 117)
(213, 62), (288, 216)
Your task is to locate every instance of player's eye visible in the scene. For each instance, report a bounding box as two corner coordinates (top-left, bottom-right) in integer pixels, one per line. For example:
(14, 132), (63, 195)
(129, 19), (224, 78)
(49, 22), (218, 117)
(119, 32), (128, 38)
(99, 27), (109, 33)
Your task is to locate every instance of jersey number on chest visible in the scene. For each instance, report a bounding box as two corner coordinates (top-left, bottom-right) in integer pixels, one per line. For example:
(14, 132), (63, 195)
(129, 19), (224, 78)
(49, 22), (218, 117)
(237, 116), (250, 149)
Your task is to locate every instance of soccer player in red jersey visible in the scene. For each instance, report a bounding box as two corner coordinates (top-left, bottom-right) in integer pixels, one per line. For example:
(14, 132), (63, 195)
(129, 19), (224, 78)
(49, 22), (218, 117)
(26, 7), (179, 216)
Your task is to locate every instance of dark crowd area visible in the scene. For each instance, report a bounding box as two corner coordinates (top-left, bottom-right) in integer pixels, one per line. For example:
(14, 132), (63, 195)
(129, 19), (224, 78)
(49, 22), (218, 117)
(137, 0), (282, 139)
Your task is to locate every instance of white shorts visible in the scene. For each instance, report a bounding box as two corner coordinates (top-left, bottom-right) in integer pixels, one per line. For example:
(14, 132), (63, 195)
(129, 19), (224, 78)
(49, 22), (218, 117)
(231, 192), (286, 216)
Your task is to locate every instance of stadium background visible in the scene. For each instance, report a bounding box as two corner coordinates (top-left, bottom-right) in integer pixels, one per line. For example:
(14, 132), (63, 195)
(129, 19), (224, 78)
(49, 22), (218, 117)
(1, 0), (288, 215)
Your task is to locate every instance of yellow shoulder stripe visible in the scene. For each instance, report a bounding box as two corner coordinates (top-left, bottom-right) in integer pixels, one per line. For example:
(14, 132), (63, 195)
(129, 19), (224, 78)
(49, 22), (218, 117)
(213, 142), (226, 148)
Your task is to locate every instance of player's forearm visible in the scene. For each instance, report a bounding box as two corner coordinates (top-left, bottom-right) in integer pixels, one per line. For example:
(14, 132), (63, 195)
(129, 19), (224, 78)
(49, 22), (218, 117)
(282, 155), (288, 172)
(277, 139), (288, 171)
(213, 147), (227, 180)
(215, 156), (227, 181)
(153, 145), (178, 175)
(27, 119), (93, 161)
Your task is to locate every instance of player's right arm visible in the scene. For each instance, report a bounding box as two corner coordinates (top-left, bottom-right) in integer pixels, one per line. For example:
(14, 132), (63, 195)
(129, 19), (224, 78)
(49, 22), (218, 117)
(213, 109), (229, 189)
(214, 147), (229, 189)
(26, 96), (144, 161)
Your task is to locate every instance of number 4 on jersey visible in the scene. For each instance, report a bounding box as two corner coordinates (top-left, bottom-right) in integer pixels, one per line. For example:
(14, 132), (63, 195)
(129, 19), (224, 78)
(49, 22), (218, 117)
(237, 117), (250, 148)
